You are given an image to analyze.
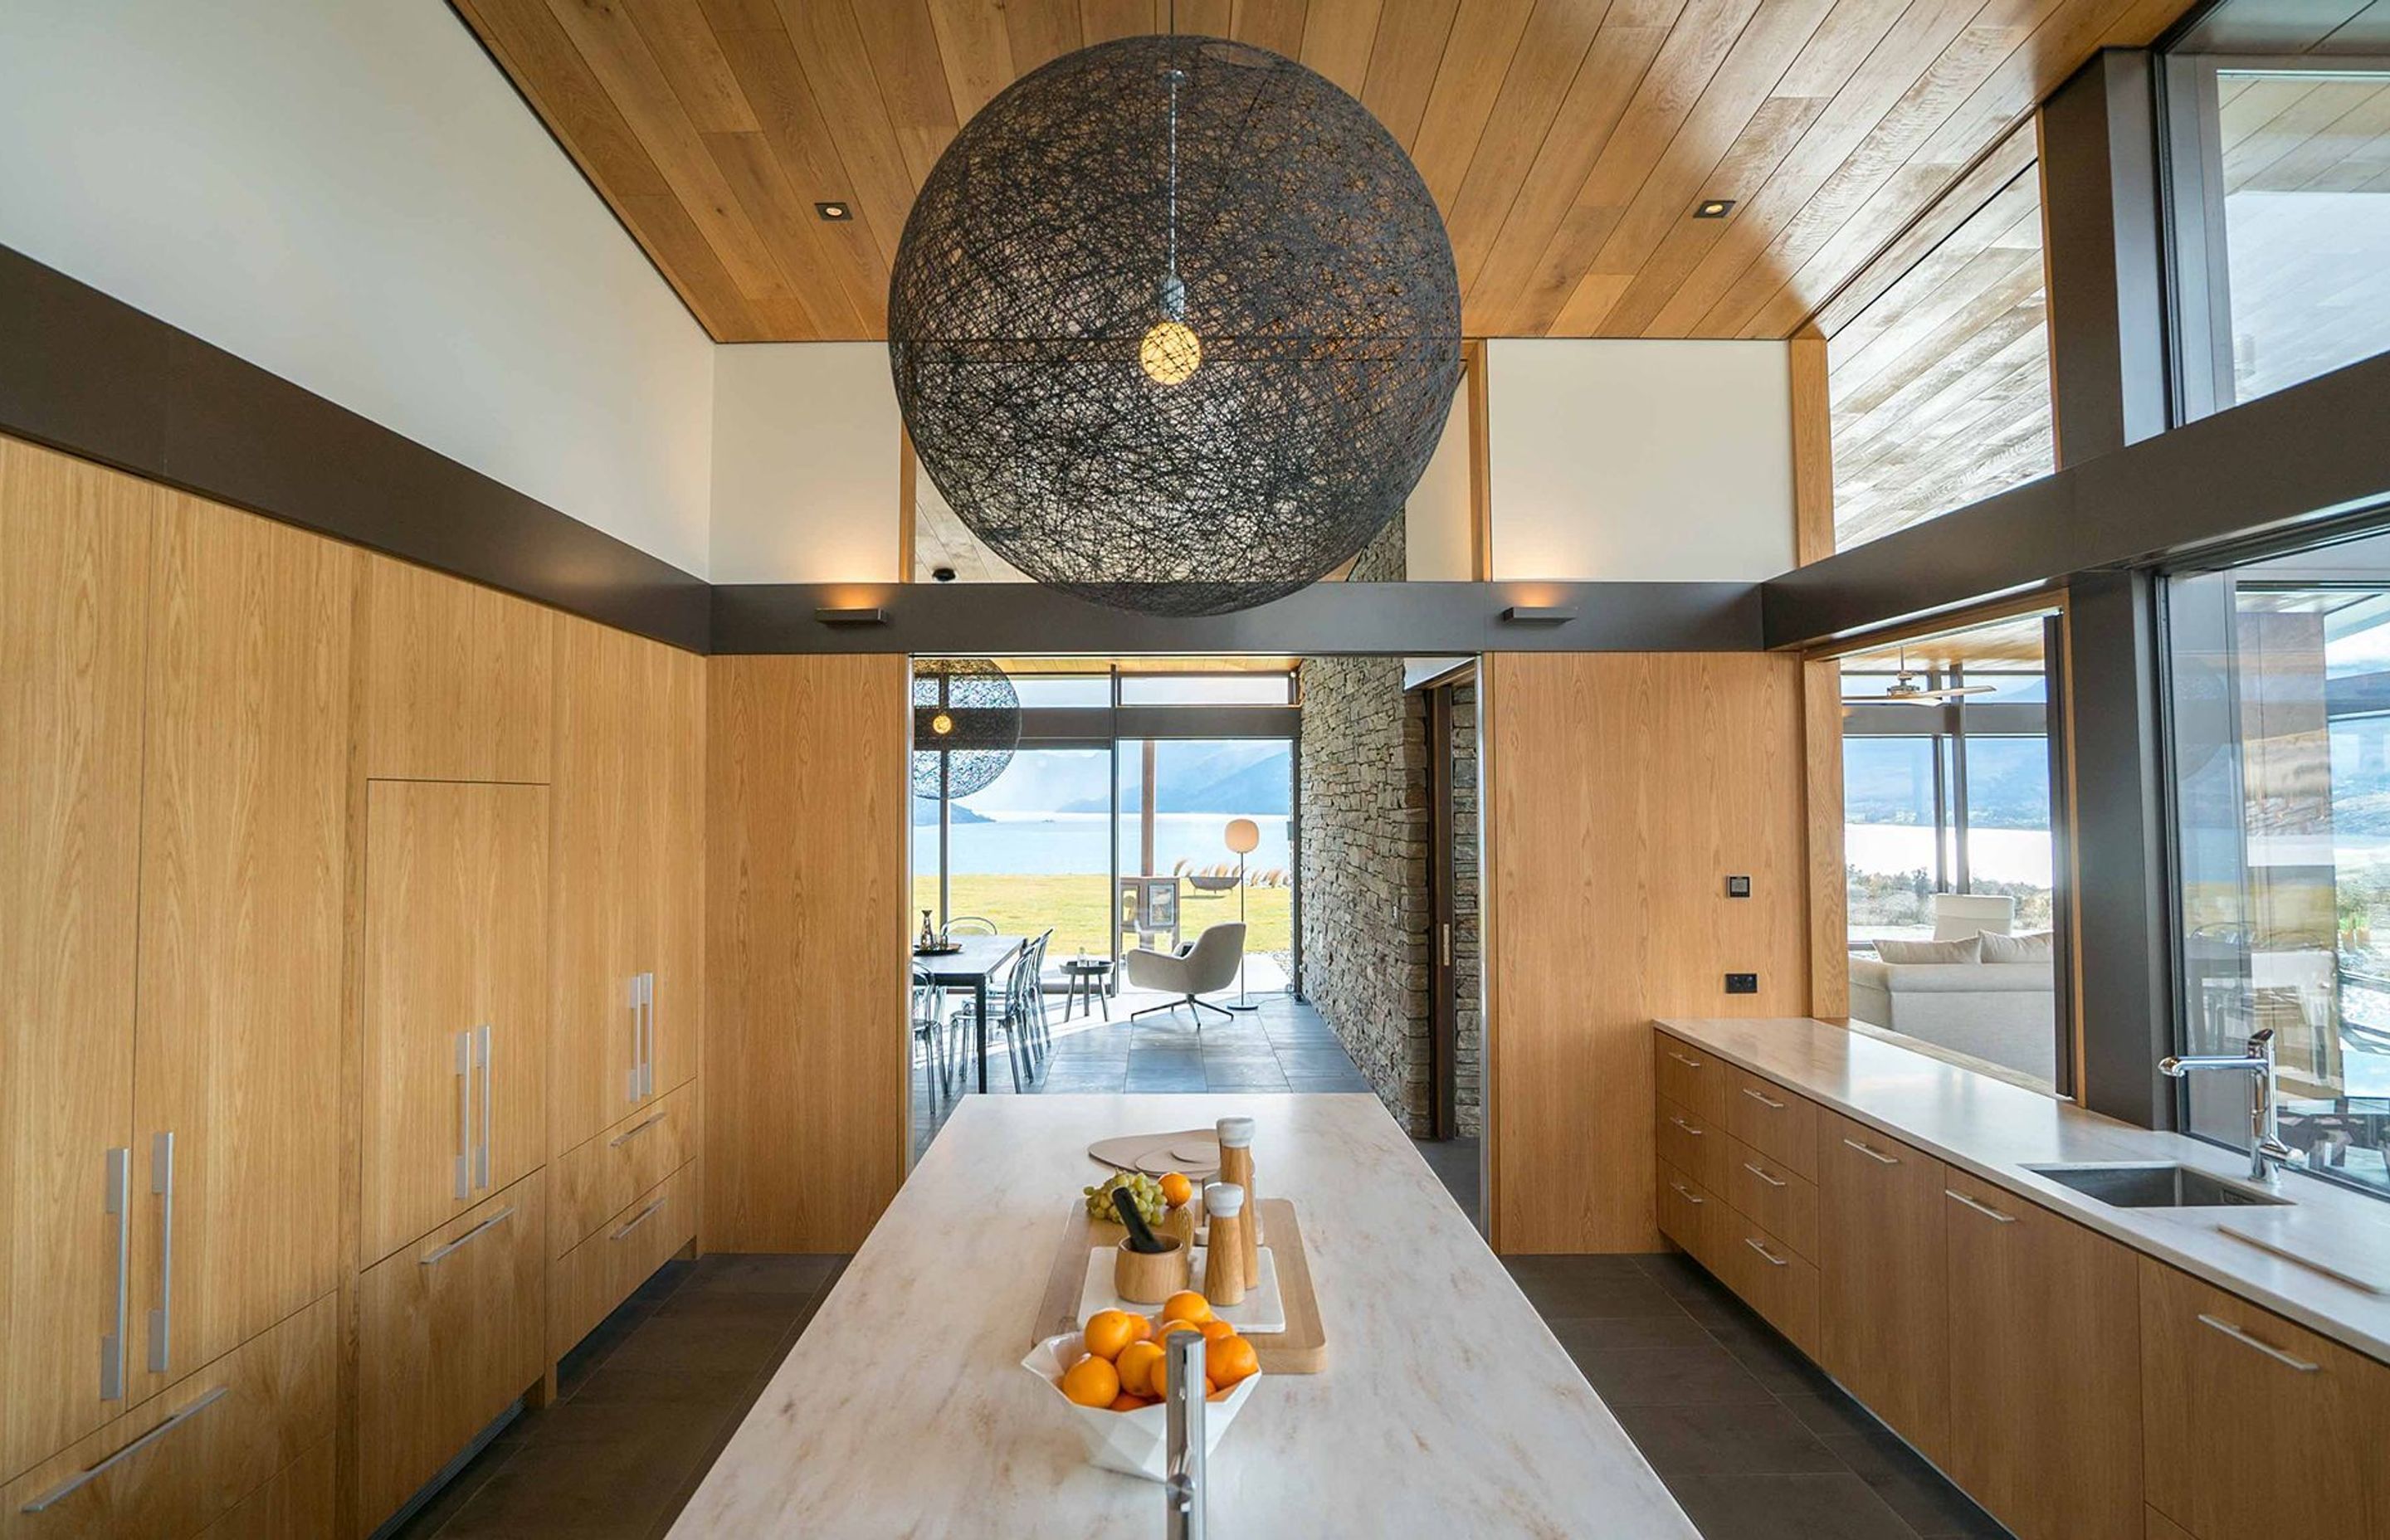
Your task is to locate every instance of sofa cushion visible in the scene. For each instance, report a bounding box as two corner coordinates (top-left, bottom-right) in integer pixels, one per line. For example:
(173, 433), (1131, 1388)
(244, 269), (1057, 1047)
(1875, 935), (1981, 964)
(1980, 928), (2054, 963)
(1868, 961), (2051, 993)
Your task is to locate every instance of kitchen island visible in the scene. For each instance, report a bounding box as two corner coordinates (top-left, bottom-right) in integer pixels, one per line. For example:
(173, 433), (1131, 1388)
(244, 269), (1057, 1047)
(670, 1093), (1695, 1537)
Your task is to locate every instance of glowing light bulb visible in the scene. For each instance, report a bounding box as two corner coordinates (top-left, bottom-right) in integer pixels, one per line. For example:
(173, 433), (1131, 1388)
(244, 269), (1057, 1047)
(1139, 319), (1202, 385)
(931, 712), (954, 736)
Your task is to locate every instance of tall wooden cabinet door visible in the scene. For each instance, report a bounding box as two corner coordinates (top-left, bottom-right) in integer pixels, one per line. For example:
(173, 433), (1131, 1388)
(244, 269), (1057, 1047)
(549, 616), (649, 1157)
(358, 553), (551, 783)
(1816, 1111), (1949, 1464)
(648, 643), (704, 1099)
(361, 782), (550, 1264)
(2141, 1258), (2390, 1540)
(0, 441), (152, 1481)
(1942, 1171), (2142, 1540)
(130, 496), (354, 1398)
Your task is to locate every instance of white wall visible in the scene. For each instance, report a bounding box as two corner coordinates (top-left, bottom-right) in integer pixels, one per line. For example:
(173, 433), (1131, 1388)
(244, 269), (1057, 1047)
(1485, 340), (1793, 582)
(1406, 380), (1476, 582)
(0, 0), (716, 576)
(710, 344), (904, 583)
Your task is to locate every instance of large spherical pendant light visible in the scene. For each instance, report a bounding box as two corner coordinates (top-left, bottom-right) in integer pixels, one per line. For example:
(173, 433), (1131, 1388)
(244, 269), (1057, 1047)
(911, 658), (1020, 799)
(888, 35), (1462, 616)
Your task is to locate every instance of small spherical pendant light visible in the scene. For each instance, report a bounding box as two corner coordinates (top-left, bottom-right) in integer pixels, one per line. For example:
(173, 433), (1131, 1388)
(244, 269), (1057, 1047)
(888, 35), (1462, 616)
(911, 658), (1019, 800)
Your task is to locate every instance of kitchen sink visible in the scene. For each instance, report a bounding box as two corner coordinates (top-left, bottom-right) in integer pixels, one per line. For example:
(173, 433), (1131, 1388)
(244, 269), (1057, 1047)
(2024, 1163), (2293, 1208)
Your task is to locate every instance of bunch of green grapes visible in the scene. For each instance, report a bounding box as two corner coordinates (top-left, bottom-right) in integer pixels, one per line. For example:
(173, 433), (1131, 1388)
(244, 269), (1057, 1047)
(1082, 1172), (1165, 1226)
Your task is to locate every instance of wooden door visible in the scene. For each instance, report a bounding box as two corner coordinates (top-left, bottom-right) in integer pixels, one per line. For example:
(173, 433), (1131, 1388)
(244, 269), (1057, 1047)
(0, 440), (153, 1481)
(1816, 1110), (1949, 1464)
(550, 616), (649, 1157)
(649, 642), (704, 1099)
(2141, 1258), (2390, 1539)
(131, 495), (353, 1397)
(361, 782), (550, 1264)
(1942, 1170), (2141, 1540)
(358, 553), (551, 783)
(356, 1178), (546, 1533)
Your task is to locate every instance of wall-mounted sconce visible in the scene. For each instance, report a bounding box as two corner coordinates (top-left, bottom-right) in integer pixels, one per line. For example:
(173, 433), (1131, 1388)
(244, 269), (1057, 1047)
(814, 607), (891, 626)
(1501, 605), (1576, 624)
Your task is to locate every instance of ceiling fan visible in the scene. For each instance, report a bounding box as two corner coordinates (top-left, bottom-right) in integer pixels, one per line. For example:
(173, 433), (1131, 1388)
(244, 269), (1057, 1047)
(1841, 649), (1997, 707)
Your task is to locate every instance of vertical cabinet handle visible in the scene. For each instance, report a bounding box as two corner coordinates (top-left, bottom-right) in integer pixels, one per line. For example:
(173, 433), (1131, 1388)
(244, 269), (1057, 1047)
(476, 1024), (493, 1191)
(642, 972), (656, 1099)
(455, 1031), (473, 1201)
(627, 974), (644, 1104)
(101, 1147), (131, 1401)
(147, 1132), (174, 1375)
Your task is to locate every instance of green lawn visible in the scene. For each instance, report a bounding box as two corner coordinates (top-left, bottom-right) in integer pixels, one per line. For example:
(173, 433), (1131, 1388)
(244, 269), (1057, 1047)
(912, 873), (1290, 959)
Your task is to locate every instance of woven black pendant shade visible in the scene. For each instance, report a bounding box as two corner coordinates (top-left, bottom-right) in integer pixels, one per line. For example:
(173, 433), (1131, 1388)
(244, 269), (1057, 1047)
(911, 658), (1020, 799)
(888, 35), (1462, 616)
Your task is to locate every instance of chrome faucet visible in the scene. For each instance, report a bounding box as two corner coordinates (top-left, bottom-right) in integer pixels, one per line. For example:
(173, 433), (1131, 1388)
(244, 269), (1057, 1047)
(2161, 1027), (2299, 1184)
(1163, 1329), (1206, 1539)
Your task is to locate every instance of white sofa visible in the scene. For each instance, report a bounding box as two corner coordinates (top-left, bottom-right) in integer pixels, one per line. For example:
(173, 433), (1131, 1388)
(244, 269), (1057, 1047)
(1848, 953), (2056, 1083)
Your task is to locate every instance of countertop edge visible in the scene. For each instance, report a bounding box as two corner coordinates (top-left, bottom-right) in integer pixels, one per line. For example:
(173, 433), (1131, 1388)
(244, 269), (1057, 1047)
(1653, 1015), (2390, 1367)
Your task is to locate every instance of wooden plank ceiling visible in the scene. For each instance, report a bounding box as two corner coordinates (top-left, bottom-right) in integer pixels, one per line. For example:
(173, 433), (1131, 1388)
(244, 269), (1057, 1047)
(453, 0), (2196, 343)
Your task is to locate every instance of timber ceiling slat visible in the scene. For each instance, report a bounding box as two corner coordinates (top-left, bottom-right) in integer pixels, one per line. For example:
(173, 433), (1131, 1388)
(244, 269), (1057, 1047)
(451, 0), (2202, 342)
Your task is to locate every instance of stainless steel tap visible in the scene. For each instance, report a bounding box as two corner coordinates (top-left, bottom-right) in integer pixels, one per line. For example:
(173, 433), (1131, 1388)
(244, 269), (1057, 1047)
(2161, 1026), (2299, 1183)
(1164, 1330), (1206, 1540)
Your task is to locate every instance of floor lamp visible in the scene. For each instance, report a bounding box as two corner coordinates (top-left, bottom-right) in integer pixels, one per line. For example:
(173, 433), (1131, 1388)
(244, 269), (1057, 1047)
(1224, 817), (1261, 1012)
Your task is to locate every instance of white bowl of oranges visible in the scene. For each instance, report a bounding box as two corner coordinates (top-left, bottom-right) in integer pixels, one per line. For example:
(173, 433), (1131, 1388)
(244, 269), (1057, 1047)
(1022, 1290), (1263, 1482)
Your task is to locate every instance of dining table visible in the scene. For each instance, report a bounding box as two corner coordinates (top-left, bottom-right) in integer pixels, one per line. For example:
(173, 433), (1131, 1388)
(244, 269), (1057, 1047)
(915, 933), (1029, 1093)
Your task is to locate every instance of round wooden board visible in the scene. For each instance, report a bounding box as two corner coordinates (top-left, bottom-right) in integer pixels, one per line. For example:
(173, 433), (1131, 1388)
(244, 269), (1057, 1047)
(1087, 1128), (1220, 1181)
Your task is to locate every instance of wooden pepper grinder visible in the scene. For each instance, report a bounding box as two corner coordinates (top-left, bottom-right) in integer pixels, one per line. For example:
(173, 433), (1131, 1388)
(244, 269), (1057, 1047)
(1202, 1182), (1248, 1306)
(1216, 1116), (1261, 1279)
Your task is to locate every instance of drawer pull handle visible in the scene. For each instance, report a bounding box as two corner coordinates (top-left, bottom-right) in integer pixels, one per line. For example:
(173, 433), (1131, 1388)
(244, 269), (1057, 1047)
(1744, 1237), (1789, 1268)
(1667, 1180), (1705, 1205)
(1666, 1050), (1704, 1070)
(20, 1385), (229, 1513)
(1741, 1088), (1787, 1111)
(1944, 1188), (2017, 1224)
(612, 1196), (669, 1241)
(609, 1110), (669, 1148)
(1741, 1162), (1787, 1189)
(419, 1205), (517, 1267)
(1841, 1137), (1900, 1165)
(2197, 1313), (2320, 1372)
(1668, 1116), (1706, 1138)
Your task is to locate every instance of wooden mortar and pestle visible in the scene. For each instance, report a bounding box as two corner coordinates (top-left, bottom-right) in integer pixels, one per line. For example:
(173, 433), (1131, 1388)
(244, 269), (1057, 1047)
(1111, 1186), (1189, 1304)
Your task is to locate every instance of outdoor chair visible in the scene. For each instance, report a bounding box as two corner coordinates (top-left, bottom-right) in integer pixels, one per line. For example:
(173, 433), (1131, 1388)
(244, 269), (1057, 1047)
(1123, 923), (1246, 1026)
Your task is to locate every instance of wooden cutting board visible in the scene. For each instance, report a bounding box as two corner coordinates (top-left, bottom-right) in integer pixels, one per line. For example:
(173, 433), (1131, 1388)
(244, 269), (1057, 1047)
(1086, 1128), (1221, 1180)
(1036, 1197), (1326, 1373)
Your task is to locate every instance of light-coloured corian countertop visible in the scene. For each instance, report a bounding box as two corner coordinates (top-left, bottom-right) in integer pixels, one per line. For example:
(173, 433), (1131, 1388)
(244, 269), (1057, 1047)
(670, 1093), (1695, 1538)
(1657, 1016), (2390, 1362)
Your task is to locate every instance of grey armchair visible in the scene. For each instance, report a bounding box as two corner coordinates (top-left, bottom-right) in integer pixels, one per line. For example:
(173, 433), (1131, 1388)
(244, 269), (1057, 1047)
(1123, 923), (1246, 1025)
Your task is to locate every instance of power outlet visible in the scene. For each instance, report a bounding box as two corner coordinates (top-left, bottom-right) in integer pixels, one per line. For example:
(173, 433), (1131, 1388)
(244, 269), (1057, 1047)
(1724, 972), (1758, 995)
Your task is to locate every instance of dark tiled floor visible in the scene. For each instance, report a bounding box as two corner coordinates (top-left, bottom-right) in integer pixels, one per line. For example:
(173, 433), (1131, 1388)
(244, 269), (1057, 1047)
(1412, 1133), (1483, 1232)
(910, 989), (1373, 1158)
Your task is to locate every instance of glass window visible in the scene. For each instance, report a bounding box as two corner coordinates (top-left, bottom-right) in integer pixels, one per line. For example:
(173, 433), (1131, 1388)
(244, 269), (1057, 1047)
(2166, 541), (2390, 1200)
(1116, 673), (1293, 705)
(1008, 675), (1115, 707)
(2206, 69), (2390, 407)
(918, 748), (1115, 958)
(1117, 738), (1294, 993)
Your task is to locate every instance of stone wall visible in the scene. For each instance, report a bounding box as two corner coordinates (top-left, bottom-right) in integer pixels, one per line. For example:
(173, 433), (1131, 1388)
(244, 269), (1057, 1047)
(1296, 515), (1433, 1133)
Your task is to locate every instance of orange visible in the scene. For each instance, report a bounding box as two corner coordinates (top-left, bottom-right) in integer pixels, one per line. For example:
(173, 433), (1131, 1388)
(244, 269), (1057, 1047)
(1122, 1313), (1154, 1347)
(1153, 1318), (1204, 1348)
(1161, 1290), (1212, 1324)
(1083, 1309), (1139, 1361)
(1060, 1353), (1120, 1408)
(1160, 1172), (1194, 1208)
(1115, 1340), (1167, 1398)
(1197, 1318), (1237, 1345)
(1208, 1334), (1260, 1386)
(1108, 1392), (1155, 1412)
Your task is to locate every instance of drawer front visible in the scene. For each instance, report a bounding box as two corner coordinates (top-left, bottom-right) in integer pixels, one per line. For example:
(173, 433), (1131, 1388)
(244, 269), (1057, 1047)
(358, 1175), (547, 1533)
(552, 1081), (699, 1258)
(1724, 1135), (1818, 1260)
(1, 1294), (334, 1540)
(1656, 1097), (1729, 1194)
(1655, 1031), (1727, 1126)
(2140, 1258), (2390, 1540)
(552, 1162), (697, 1361)
(1656, 1161), (1719, 1268)
(192, 1440), (331, 1540)
(1715, 1209), (1819, 1357)
(1726, 1069), (1817, 1180)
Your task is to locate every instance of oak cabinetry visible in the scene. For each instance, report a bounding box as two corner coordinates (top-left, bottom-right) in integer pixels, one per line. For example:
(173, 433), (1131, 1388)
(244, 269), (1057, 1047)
(1713, 1206), (1819, 1355)
(552, 1084), (700, 1258)
(0, 1294), (334, 1540)
(1942, 1169), (2142, 1540)
(551, 1163), (699, 1360)
(1656, 1098), (1729, 1194)
(1724, 1136), (1817, 1260)
(1656, 1161), (1719, 1266)
(358, 553), (551, 783)
(2145, 1510), (2197, 1540)
(190, 1440), (332, 1540)
(2141, 1258), (2390, 1540)
(0, 440), (154, 1482)
(1816, 1109), (1949, 1464)
(360, 782), (551, 1265)
(651, 644), (705, 1100)
(1726, 1067), (1816, 1180)
(1656, 1034), (1729, 1128)
(356, 1178), (548, 1533)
